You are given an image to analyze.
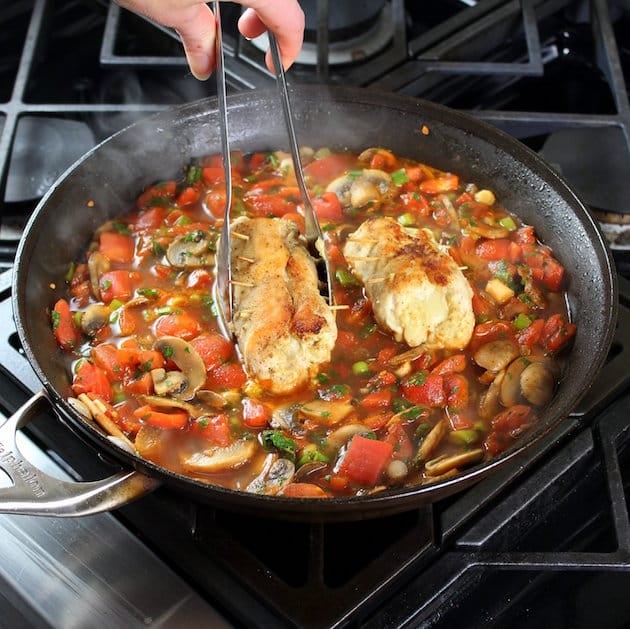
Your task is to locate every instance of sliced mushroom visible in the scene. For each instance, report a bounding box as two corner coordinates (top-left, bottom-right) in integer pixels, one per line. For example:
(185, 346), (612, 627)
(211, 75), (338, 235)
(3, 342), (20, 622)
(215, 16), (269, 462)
(297, 399), (354, 425)
(326, 168), (393, 209)
(135, 424), (168, 459)
(196, 389), (229, 409)
(500, 356), (531, 407)
(416, 420), (447, 463)
(326, 424), (371, 451)
(294, 461), (328, 482)
(474, 340), (520, 373)
(425, 448), (484, 477)
(153, 336), (206, 400)
(246, 457), (295, 495)
(138, 394), (203, 418)
(151, 369), (189, 397)
(166, 230), (215, 268)
(478, 370), (505, 419)
(520, 361), (556, 406)
(358, 147), (395, 166)
(80, 304), (111, 336)
(270, 404), (297, 430)
(180, 439), (256, 473)
(386, 459), (409, 483)
(87, 251), (110, 299)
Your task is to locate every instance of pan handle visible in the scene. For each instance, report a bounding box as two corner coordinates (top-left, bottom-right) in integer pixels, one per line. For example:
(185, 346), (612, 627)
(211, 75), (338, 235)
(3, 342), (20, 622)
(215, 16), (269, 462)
(0, 390), (160, 516)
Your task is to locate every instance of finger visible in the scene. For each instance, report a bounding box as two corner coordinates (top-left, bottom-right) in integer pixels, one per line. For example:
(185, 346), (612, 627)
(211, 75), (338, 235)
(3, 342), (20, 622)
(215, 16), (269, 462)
(174, 3), (217, 80)
(237, 1), (305, 70)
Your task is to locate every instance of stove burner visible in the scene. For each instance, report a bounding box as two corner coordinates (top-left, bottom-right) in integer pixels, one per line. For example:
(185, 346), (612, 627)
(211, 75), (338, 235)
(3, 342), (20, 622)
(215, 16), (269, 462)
(251, 3), (394, 66)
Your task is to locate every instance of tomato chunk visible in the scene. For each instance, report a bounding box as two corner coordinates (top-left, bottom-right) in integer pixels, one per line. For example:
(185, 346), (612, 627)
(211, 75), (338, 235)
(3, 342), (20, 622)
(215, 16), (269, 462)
(99, 231), (135, 263)
(338, 435), (393, 486)
(52, 299), (81, 351)
(72, 361), (112, 403)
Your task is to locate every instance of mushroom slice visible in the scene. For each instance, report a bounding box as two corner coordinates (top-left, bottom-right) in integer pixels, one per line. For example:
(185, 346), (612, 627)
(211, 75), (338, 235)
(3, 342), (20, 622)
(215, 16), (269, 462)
(270, 404), (298, 430)
(138, 394), (203, 418)
(151, 370), (189, 397)
(181, 439), (256, 473)
(500, 356), (531, 407)
(87, 251), (110, 299)
(153, 336), (206, 400)
(358, 147), (395, 166)
(478, 370), (505, 419)
(80, 304), (111, 336)
(520, 361), (556, 407)
(135, 424), (168, 459)
(246, 457), (295, 495)
(416, 420), (447, 464)
(166, 230), (215, 268)
(326, 174), (353, 206)
(297, 399), (354, 425)
(326, 424), (372, 451)
(425, 448), (484, 477)
(196, 389), (229, 409)
(474, 340), (520, 372)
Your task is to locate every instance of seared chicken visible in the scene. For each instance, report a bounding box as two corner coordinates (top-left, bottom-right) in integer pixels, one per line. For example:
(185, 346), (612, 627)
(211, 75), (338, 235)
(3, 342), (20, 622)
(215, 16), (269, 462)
(230, 217), (337, 395)
(343, 216), (474, 350)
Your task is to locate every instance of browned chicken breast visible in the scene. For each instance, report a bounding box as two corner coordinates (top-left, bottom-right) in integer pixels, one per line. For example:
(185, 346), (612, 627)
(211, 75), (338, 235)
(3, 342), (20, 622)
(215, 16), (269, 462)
(230, 217), (337, 394)
(343, 216), (474, 350)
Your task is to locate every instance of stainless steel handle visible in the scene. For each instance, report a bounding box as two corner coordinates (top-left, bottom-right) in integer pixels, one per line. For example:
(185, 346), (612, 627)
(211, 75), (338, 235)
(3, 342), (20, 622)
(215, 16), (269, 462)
(0, 390), (160, 516)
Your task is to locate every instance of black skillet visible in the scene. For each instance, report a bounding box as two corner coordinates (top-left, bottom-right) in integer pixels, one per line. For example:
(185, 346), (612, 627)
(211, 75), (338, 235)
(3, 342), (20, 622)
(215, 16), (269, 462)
(6, 87), (617, 520)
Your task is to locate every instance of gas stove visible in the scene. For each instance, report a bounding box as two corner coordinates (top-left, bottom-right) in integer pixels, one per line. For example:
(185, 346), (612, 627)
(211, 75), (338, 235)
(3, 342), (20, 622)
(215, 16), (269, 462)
(1, 1), (630, 627)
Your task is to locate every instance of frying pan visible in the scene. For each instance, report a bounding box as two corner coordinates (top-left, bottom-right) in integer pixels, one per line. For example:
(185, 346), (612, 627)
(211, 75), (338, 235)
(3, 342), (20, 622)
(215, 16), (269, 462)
(5, 87), (617, 521)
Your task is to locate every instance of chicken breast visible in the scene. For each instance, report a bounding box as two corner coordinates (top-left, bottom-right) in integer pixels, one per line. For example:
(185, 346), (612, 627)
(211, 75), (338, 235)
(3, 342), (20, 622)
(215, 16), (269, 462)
(230, 217), (337, 395)
(343, 216), (474, 350)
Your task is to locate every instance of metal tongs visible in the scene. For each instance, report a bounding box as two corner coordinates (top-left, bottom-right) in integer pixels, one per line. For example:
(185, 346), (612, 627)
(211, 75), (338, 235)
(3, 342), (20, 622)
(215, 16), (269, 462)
(213, 4), (333, 337)
(267, 33), (334, 306)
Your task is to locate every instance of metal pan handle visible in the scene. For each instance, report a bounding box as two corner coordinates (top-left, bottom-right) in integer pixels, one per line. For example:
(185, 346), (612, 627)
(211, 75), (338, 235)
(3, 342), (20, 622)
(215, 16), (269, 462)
(0, 390), (160, 516)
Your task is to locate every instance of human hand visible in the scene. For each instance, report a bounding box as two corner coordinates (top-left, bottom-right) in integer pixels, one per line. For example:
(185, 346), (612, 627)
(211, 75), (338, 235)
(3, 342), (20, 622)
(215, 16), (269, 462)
(115, 0), (305, 80)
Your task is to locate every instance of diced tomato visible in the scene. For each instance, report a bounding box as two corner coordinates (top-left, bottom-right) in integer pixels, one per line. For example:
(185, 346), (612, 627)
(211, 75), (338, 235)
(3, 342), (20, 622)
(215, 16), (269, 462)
(206, 362), (247, 390)
(202, 166), (225, 185)
(99, 270), (134, 303)
(242, 398), (269, 428)
(244, 193), (295, 217)
(281, 483), (328, 498)
(335, 329), (362, 354)
(517, 317), (545, 349)
(99, 231), (135, 263)
(154, 312), (202, 340)
(191, 334), (234, 371)
(91, 344), (125, 382)
(131, 206), (167, 231)
(475, 239), (522, 263)
(540, 314), (576, 353)
(444, 374), (473, 429)
(136, 181), (176, 209)
(191, 413), (231, 446)
(124, 372), (154, 396)
(117, 308), (137, 336)
(514, 225), (536, 245)
(431, 354), (467, 376)
(484, 430), (510, 456)
(419, 173), (459, 194)
(471, 289), (495, 318)
(404, 166), (423, 182)
(52, 299), (81, 350)
(176, 186), (201, 207)
(399, 191), (430, 216)
(491, 404), (532, 433)
(363, 411), (393, 430)
(248, 152), (266, 170)
(470, 320), (515, 350)
(338, 435), (393, 486)
(304, 153), (355, 184)
(205, 189), (227, 219)
(113, 400), (143, 436)
(186, 268), (213, 289)
(312, 192), (343, 222)
(401, 372), (445, 408)
(359, 388), (392, 409)
(134, 404), (189, 430)
(541, 257), (565, 291)
(72, 361), (113, 403)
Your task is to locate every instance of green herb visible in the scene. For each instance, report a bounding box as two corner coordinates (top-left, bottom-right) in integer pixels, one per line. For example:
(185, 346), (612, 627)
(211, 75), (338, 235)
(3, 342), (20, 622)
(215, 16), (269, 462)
(137, 288), (159, 299)
(109, 299), (123, 310)
(400, 406), (427, 420)
(314, 147), (332, 159)
(101, 279), (112, 291)
(407, 371), (428, 386)
(160, 345), (174, 359)
(175, 215), (192, 226)
(151, 239), (166, 257)
(360, 323), (377, 339)
(113, 222), (131, 235)
(267, 153), (279, 167)
(156, 306), (173, 315)
(335, 268), (360, 287)
(297, 446), (329, 467)
(186, 164), (202, 184)
(109, 310), (119, 324)
(316, 372), (330, 384)
(113, 391), (127, 404)
(319, 383), (350, 401)
(73, 311), (84, 328)
(183, 229), (206, 243)
(197, 417), (209, 429)
(499, 216), (517, 231)
(64, 262), (76, 283)
(392, 397), (413, 413)
(448, 429), (479, 446)
(51, 310), (61, 330)
(347, 170), (363, 179)
(261, 430), (298, 462)
(513, 313), (532, 330)
(391, 169), (410, 186)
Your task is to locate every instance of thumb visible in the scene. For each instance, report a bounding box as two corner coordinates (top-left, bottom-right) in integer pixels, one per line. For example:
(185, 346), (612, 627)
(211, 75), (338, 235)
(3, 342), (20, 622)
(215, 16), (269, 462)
(174, 4), (217, 80)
